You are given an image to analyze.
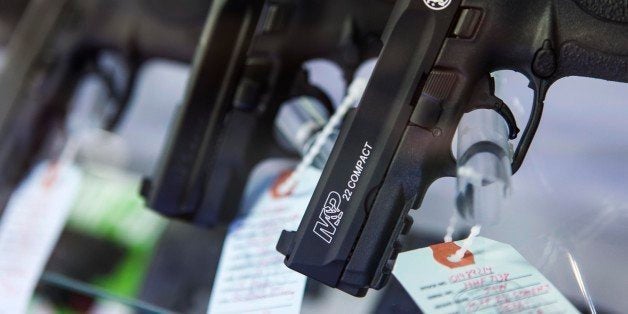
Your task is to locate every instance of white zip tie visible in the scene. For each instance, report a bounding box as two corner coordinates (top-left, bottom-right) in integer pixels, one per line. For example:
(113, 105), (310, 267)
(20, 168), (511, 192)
(277, 78), (368, 195)
(447, 225), (481, 263)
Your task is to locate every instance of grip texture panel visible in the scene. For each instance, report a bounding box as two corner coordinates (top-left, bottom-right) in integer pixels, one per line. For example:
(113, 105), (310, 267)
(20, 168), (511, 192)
(572, 0), (628, 23)
(557, 41), (628, 83)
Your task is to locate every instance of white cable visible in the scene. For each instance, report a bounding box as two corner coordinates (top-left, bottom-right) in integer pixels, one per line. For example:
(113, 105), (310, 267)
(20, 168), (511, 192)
(277, 78), (368, 195)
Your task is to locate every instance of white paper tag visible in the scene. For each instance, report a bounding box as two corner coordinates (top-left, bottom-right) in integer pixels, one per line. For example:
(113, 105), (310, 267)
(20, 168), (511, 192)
(0, 162), (82, 313)
(393, 237), (579, 314)
(207, 167), (321, 314)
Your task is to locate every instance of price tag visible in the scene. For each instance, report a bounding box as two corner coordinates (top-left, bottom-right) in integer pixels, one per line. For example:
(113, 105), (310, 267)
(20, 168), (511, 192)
(0, 162), (82, 313)
(393, 237), (579, 314)
(207, 166), (321, 314)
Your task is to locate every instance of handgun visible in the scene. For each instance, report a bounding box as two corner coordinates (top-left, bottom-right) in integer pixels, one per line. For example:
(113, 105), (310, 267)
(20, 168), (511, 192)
(0, 0), (209, 212)
(141, 0), (393, 226)
(277, 0), (628, 296)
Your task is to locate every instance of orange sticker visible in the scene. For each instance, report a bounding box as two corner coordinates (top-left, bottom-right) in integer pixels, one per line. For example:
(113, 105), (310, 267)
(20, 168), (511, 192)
(270, 170), (295, 199)
(430, 242), (475, 269)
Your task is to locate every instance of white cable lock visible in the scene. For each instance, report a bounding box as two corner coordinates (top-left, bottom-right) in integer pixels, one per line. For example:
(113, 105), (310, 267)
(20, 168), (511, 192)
(277, 78), (368, 195)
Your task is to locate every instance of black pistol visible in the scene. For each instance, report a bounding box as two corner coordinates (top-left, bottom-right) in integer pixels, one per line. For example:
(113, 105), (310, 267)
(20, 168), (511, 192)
(142, 0), (393, 226)
(277, 0), (628, 296)
(0, 0), (207, 212)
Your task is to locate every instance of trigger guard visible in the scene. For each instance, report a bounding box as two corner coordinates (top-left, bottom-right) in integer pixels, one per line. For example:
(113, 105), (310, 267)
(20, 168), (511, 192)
(510, 78), (549, 174)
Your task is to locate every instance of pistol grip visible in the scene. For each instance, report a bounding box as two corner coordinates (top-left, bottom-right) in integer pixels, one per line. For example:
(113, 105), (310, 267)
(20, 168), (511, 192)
(553, 41), (628, 83)
(571, 0), (627, 23)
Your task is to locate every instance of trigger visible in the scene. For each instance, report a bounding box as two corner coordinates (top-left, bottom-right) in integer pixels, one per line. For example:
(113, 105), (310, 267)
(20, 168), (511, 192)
(494, 100), (520, 140)
(487, 76), (520, 140)
(469, 76), (520, 140)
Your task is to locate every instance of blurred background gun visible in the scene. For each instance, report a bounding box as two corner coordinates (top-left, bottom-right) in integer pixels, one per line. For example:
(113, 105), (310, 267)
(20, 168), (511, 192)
(0, 0), (209, 214)
(140, 0), (393, 226)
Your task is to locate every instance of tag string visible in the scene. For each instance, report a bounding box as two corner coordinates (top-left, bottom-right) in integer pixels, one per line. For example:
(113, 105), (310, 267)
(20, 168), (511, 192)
(278, 78), (368, 194)
(444, 212), (482, 263)
(444, 215), (457, 243)
(448, 225), (481, 262)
